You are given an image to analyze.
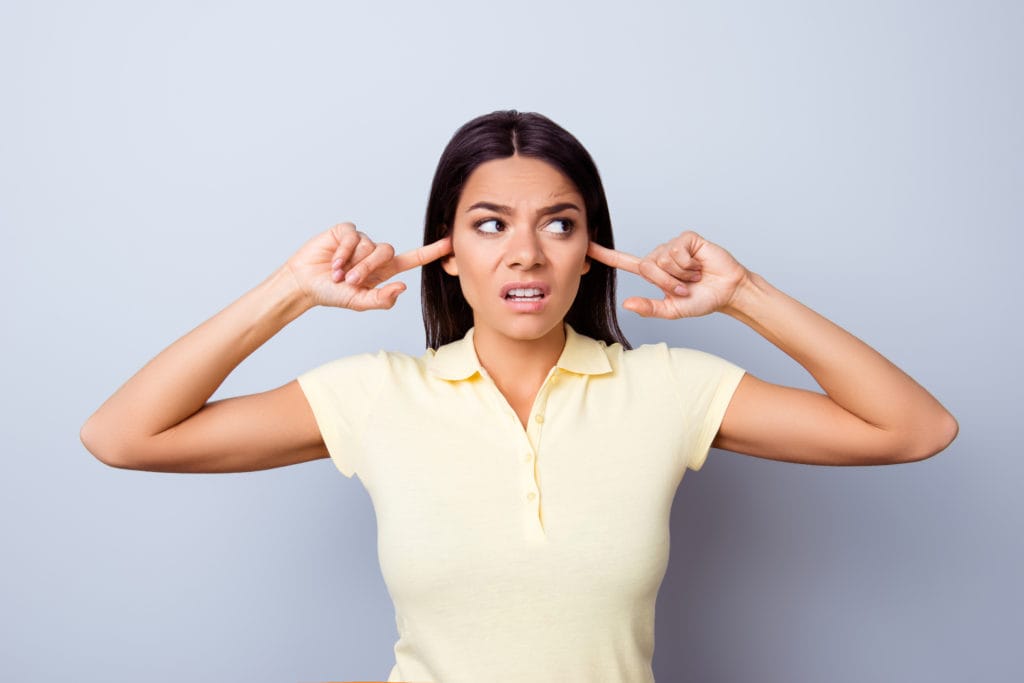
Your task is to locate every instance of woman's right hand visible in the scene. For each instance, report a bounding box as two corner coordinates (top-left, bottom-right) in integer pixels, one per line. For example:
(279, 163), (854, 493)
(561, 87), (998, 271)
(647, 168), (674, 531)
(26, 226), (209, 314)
(285, 222), (452, 311)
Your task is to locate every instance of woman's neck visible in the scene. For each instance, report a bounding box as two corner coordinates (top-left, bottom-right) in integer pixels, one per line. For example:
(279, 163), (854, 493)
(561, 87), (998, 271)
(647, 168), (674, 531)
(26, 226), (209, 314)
(472, 322), (566, 390)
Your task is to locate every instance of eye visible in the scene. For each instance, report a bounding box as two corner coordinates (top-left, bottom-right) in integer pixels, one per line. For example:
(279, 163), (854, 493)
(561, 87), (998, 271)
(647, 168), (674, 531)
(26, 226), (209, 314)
(544, 218), (575, 235)
(474, 218), (503, 234)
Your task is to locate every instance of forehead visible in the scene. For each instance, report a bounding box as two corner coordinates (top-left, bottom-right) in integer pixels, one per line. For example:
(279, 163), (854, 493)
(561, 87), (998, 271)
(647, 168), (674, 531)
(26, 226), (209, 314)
(458, 155), (582, 207)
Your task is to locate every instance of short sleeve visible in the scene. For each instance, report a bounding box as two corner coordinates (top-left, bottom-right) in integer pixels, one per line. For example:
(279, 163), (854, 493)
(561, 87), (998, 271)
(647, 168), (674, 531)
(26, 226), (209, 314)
(667, 347), (746, 472)
(296, 351), (385, 478)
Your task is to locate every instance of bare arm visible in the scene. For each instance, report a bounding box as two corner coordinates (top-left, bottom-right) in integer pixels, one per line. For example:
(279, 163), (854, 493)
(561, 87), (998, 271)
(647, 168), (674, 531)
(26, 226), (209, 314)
(712, 271), (958, 464)
(588, 233), (958, 466)
(80, 267), (320, 472)
(80, 223), (452, 473)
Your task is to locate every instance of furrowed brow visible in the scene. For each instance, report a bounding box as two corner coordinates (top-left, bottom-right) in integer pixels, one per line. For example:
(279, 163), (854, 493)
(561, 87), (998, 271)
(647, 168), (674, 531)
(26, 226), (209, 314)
(466, 201), (581, 215)
(466, 202), (513, 215)
(537, 202), (581, 215)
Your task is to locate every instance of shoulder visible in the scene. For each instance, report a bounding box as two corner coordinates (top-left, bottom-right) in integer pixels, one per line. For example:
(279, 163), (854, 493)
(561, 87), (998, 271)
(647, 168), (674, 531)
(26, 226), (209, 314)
(297, 348), (429, 388)
(566, 327), (743, 385)
(614, 340), (733, 369)
(613, 341), (745, 393)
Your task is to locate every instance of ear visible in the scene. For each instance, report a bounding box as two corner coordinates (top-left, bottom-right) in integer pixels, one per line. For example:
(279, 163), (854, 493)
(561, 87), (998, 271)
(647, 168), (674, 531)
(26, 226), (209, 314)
(581, 256), (591, 275)
(439, 226), (458, 276)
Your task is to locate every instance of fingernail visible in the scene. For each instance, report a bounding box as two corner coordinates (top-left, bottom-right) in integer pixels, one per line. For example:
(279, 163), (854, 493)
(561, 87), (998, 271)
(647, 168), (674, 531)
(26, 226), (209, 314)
(674, 285), (688, 295)
(332, 268), (344, 281)
(332, 258), (343, 268)
(345, 270), (361, 284)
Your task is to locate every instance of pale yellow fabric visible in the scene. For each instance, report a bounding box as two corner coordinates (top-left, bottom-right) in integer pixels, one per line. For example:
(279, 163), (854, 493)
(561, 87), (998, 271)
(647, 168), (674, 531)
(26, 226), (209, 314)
(297, 324), (745, 683)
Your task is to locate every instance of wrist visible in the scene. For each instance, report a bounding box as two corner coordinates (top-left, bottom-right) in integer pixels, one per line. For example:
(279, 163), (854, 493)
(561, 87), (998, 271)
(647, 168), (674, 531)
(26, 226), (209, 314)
(264, 266), (316, 321)
(721, 270), (771, 322)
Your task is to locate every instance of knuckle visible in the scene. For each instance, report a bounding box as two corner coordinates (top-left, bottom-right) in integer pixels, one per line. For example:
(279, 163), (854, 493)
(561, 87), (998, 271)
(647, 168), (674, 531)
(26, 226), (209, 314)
(656, 254), (673, 268)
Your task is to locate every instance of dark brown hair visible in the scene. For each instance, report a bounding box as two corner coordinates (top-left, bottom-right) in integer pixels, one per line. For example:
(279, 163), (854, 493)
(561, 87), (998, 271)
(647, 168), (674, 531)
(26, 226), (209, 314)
(421, 110), (630, 350)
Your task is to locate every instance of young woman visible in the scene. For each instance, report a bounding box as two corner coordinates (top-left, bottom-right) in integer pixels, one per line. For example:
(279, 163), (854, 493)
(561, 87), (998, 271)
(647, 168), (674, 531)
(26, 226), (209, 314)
(81, 111), (958, 682)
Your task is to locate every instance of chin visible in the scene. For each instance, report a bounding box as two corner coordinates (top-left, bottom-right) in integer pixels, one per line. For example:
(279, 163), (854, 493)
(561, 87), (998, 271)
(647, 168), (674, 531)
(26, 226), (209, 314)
(491, 316), (567, 342)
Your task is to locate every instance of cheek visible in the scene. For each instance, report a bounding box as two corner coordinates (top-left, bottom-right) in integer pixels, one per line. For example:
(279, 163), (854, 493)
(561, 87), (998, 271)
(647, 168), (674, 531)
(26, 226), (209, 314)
(559, 243), (591, 277)
(452, 238), (494, 276)
(451, 253), (487, 304)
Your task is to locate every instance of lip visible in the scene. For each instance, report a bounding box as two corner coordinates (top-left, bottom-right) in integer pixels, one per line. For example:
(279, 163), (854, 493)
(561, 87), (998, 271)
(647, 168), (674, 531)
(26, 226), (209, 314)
(500, 281), (551, 299)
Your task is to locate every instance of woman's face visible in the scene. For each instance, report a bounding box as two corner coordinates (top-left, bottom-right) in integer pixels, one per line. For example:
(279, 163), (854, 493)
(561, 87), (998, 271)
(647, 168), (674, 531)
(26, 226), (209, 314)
(441, 155), (591, 345)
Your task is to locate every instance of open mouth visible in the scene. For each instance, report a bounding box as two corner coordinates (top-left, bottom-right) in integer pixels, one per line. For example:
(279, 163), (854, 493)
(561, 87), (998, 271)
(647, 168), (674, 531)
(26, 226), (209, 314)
(500, 283), (550, 310)
(504, 287), (546, 302)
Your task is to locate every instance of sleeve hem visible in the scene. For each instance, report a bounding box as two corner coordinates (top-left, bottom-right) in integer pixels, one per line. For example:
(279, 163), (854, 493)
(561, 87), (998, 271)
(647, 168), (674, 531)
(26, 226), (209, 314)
(296, 373), (356, 479)
(688, 367), (747, 472)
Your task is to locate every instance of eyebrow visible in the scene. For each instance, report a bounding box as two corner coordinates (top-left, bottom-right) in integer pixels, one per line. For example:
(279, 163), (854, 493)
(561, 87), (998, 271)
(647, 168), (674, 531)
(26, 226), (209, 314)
(466, 201), (581, 216)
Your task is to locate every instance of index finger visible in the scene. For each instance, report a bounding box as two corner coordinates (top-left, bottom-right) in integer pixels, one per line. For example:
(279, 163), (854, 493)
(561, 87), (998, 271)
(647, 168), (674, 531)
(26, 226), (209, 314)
(391, 236), (453, 274)
(587, 241), (642, 276)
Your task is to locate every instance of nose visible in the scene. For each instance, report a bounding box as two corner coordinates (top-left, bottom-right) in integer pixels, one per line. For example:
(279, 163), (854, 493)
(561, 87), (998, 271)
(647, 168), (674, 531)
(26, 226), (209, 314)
(503, 224), (545, 269)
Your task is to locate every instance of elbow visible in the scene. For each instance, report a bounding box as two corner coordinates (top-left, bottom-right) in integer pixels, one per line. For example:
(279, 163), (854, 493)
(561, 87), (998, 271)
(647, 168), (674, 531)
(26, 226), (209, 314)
(80, 417), (136, 470)
(81, 420), (192, 473)
(80, 418), (116, 467)
(896, 410), (959, 464)
(940, 411), (960, 451)
(80, 417), (102, 461)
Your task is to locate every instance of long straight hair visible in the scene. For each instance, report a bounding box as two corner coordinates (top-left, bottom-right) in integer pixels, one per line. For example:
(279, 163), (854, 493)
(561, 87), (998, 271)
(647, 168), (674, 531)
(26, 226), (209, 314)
(421, 110), (630, 350)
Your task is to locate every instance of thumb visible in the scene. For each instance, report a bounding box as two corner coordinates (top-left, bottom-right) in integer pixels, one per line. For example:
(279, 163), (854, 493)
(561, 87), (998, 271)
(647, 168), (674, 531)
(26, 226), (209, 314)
(352, 281), (406, 311)
(623, 297), (657, 317)
(380, 281), (407, 307)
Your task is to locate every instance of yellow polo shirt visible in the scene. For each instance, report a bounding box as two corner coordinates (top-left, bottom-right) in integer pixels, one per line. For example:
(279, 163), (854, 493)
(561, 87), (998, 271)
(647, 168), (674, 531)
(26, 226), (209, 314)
(298, 324), (745, 683)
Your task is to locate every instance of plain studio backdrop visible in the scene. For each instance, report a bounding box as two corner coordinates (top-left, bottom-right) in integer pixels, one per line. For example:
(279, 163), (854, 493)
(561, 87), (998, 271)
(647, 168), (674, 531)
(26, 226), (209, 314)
(2, 1), (1020, 681)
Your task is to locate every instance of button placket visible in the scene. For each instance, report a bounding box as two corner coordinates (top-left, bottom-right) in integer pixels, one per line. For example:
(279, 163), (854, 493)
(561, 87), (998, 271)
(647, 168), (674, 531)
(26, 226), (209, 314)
(479, 365), (561, 539)
(473, 368), (544, 540)
(479, 372), (538, 512)
(522, 371), (559, 533)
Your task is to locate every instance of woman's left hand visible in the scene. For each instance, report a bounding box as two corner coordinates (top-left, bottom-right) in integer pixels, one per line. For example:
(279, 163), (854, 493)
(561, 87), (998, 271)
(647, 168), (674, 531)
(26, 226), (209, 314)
(587, 230), (749, 319)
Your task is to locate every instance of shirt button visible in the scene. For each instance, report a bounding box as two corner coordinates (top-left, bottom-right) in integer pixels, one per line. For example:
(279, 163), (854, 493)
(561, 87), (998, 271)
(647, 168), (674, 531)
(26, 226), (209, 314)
(526, 491), (537, 501)
(534, 414), (545, 424)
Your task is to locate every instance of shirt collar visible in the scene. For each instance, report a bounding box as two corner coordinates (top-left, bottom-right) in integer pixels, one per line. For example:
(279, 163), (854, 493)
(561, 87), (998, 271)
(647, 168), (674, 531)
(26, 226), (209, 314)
(427, 323), (613, 381)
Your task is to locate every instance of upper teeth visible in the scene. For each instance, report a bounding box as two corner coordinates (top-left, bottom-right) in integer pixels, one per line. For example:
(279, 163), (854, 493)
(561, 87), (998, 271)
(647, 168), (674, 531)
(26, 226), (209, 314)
(507, 288), (543, 298)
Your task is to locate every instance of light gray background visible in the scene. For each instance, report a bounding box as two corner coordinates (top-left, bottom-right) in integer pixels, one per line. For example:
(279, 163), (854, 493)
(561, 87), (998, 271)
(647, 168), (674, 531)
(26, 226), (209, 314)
(2, 0), (1020, 681)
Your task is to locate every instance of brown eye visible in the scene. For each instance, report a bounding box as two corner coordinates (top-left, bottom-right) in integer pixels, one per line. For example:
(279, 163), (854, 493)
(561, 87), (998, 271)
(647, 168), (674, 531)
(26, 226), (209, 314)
(544, 218), (575, 234)
(474, 219), (502, 234)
